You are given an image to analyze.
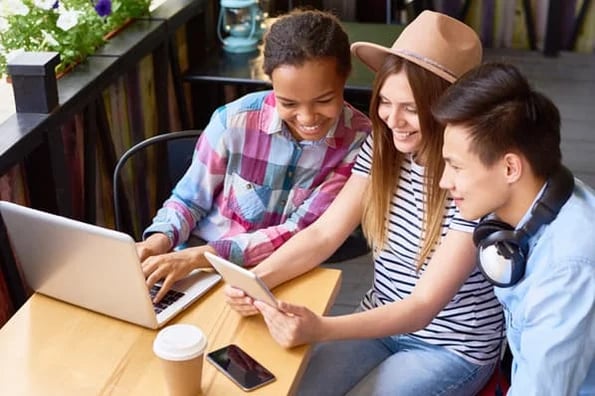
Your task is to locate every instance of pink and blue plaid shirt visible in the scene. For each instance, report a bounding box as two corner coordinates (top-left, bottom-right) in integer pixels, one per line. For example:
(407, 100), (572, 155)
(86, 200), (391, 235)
(144, 90), (371, 266)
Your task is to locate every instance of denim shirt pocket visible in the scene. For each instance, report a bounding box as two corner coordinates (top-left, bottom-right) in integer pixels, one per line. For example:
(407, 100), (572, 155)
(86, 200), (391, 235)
(227, 173), (271, 224)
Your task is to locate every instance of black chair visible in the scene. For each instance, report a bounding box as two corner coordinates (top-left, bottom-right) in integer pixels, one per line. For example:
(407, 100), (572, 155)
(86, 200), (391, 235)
(112, 130), (202, 238)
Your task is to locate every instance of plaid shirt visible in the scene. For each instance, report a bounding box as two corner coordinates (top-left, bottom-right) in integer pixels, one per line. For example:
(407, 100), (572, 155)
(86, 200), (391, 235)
(144, 90), (371, 266)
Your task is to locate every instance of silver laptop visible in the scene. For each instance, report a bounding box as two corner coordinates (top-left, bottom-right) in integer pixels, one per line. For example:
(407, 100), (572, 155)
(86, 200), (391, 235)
(0, 201), (221, 329)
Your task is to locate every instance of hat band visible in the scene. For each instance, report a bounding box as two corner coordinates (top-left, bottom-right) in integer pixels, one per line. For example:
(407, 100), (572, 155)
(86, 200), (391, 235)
(395, 49), (457, 80)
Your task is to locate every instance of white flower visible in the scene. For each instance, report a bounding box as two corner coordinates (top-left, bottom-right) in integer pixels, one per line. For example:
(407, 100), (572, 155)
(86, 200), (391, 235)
(2, 0), (30, 16)
(0, 17), (9, 33)
(32, 0), (57, 11)
(56, 9), (81, 31)
(41, 30), (59, 47)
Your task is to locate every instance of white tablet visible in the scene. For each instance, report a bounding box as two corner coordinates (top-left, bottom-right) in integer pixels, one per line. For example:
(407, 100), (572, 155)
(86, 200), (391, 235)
(204, 251), (277, 306)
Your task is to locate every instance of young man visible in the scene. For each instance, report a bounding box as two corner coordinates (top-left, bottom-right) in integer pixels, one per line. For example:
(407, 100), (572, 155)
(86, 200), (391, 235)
(434, 62), (594, 395)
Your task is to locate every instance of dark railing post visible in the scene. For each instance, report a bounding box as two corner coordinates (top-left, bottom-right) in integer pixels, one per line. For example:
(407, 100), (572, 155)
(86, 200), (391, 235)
(6, 52), (60, 113)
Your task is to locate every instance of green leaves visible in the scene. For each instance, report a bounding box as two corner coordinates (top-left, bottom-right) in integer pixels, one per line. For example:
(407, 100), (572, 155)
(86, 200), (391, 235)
(0, 0), (151, 77)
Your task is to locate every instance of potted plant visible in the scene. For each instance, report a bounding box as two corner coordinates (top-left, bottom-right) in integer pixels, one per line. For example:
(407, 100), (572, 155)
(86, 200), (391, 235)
(0, 0), (151, 78)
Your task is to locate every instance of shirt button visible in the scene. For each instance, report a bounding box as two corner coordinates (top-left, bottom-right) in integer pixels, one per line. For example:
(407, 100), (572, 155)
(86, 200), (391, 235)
(246, 183), (253, 190)
(287, 171), (293, 177)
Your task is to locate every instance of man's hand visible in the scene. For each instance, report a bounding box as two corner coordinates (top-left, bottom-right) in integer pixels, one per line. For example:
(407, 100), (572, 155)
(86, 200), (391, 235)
(254, 300), (323, 348)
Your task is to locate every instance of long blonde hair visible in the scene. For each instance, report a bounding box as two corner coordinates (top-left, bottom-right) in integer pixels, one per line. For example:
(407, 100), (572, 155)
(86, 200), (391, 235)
(361, 55), (451, 270)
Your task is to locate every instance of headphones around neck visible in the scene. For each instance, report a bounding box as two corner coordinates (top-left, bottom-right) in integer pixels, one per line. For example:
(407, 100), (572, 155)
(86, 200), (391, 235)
(473, 166), (575, 287)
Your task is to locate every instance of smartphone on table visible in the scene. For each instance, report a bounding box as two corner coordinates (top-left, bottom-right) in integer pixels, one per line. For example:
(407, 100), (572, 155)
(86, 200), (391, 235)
(207, 344), (276, 391)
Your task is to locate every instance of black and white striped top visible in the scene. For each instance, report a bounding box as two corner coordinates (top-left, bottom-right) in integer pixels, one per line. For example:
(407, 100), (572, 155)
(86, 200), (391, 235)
(353, 136), (504, 365)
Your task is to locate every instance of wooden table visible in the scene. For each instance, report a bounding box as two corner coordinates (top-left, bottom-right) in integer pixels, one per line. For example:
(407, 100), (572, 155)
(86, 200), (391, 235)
(0, 267), (341, 395)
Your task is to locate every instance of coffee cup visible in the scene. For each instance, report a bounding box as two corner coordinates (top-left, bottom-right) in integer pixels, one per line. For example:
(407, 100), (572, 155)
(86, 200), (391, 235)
(153, 324), (207, 396)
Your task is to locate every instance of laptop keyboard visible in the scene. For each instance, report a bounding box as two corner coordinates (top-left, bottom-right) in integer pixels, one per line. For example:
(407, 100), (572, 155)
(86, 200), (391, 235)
(149, 284), (185, 314)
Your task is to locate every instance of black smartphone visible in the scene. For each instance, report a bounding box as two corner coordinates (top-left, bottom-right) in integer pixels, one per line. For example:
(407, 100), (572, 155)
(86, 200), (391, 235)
(206, 344), (276, 391)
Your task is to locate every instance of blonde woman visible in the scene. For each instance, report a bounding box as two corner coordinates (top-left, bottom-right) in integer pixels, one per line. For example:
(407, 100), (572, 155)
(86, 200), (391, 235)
(226, 11), (504, 395)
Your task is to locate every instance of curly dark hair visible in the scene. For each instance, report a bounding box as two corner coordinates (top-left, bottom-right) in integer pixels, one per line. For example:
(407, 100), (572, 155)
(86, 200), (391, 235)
(262, 9), (351, 78)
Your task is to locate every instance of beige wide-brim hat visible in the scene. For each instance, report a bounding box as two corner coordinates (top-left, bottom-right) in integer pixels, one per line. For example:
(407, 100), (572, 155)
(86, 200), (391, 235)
(351, 10), (481, 82)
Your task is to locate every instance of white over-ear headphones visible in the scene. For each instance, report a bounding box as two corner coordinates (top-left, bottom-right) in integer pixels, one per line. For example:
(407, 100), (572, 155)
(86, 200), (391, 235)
(473, 166), (574, 287)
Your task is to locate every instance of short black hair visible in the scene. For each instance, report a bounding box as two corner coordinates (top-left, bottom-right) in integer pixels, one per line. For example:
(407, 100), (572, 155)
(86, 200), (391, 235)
(263, 9), (351, 78)
(432, 62), (561, 178)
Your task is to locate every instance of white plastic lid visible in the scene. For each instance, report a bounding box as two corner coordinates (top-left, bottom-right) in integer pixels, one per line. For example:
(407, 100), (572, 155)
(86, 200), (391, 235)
(153, 324), (207, 361)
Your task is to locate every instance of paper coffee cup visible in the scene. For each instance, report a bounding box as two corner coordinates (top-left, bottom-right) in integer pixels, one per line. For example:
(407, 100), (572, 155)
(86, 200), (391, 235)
(153, 324), (207, 396)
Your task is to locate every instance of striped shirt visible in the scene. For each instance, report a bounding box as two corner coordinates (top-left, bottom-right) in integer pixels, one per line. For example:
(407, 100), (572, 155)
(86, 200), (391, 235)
(352, 135), (504, 365)
(144, 90), (371, 266)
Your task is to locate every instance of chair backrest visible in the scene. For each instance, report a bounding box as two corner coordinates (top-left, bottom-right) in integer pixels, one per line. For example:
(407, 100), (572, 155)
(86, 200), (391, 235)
(112, 130), (202, 239)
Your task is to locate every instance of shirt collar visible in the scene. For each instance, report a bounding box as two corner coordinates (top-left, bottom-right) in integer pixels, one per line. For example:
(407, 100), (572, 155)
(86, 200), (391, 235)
(266, 109), (284, 135)
(516, 181), (548, 231)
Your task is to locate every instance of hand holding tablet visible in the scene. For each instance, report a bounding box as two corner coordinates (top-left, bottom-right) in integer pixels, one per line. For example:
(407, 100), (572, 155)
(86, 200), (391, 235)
(204, 251), (277, 306)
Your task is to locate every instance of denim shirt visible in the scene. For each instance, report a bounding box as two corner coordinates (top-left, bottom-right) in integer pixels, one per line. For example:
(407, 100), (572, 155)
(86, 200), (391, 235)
(496, 178), (595, 395)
